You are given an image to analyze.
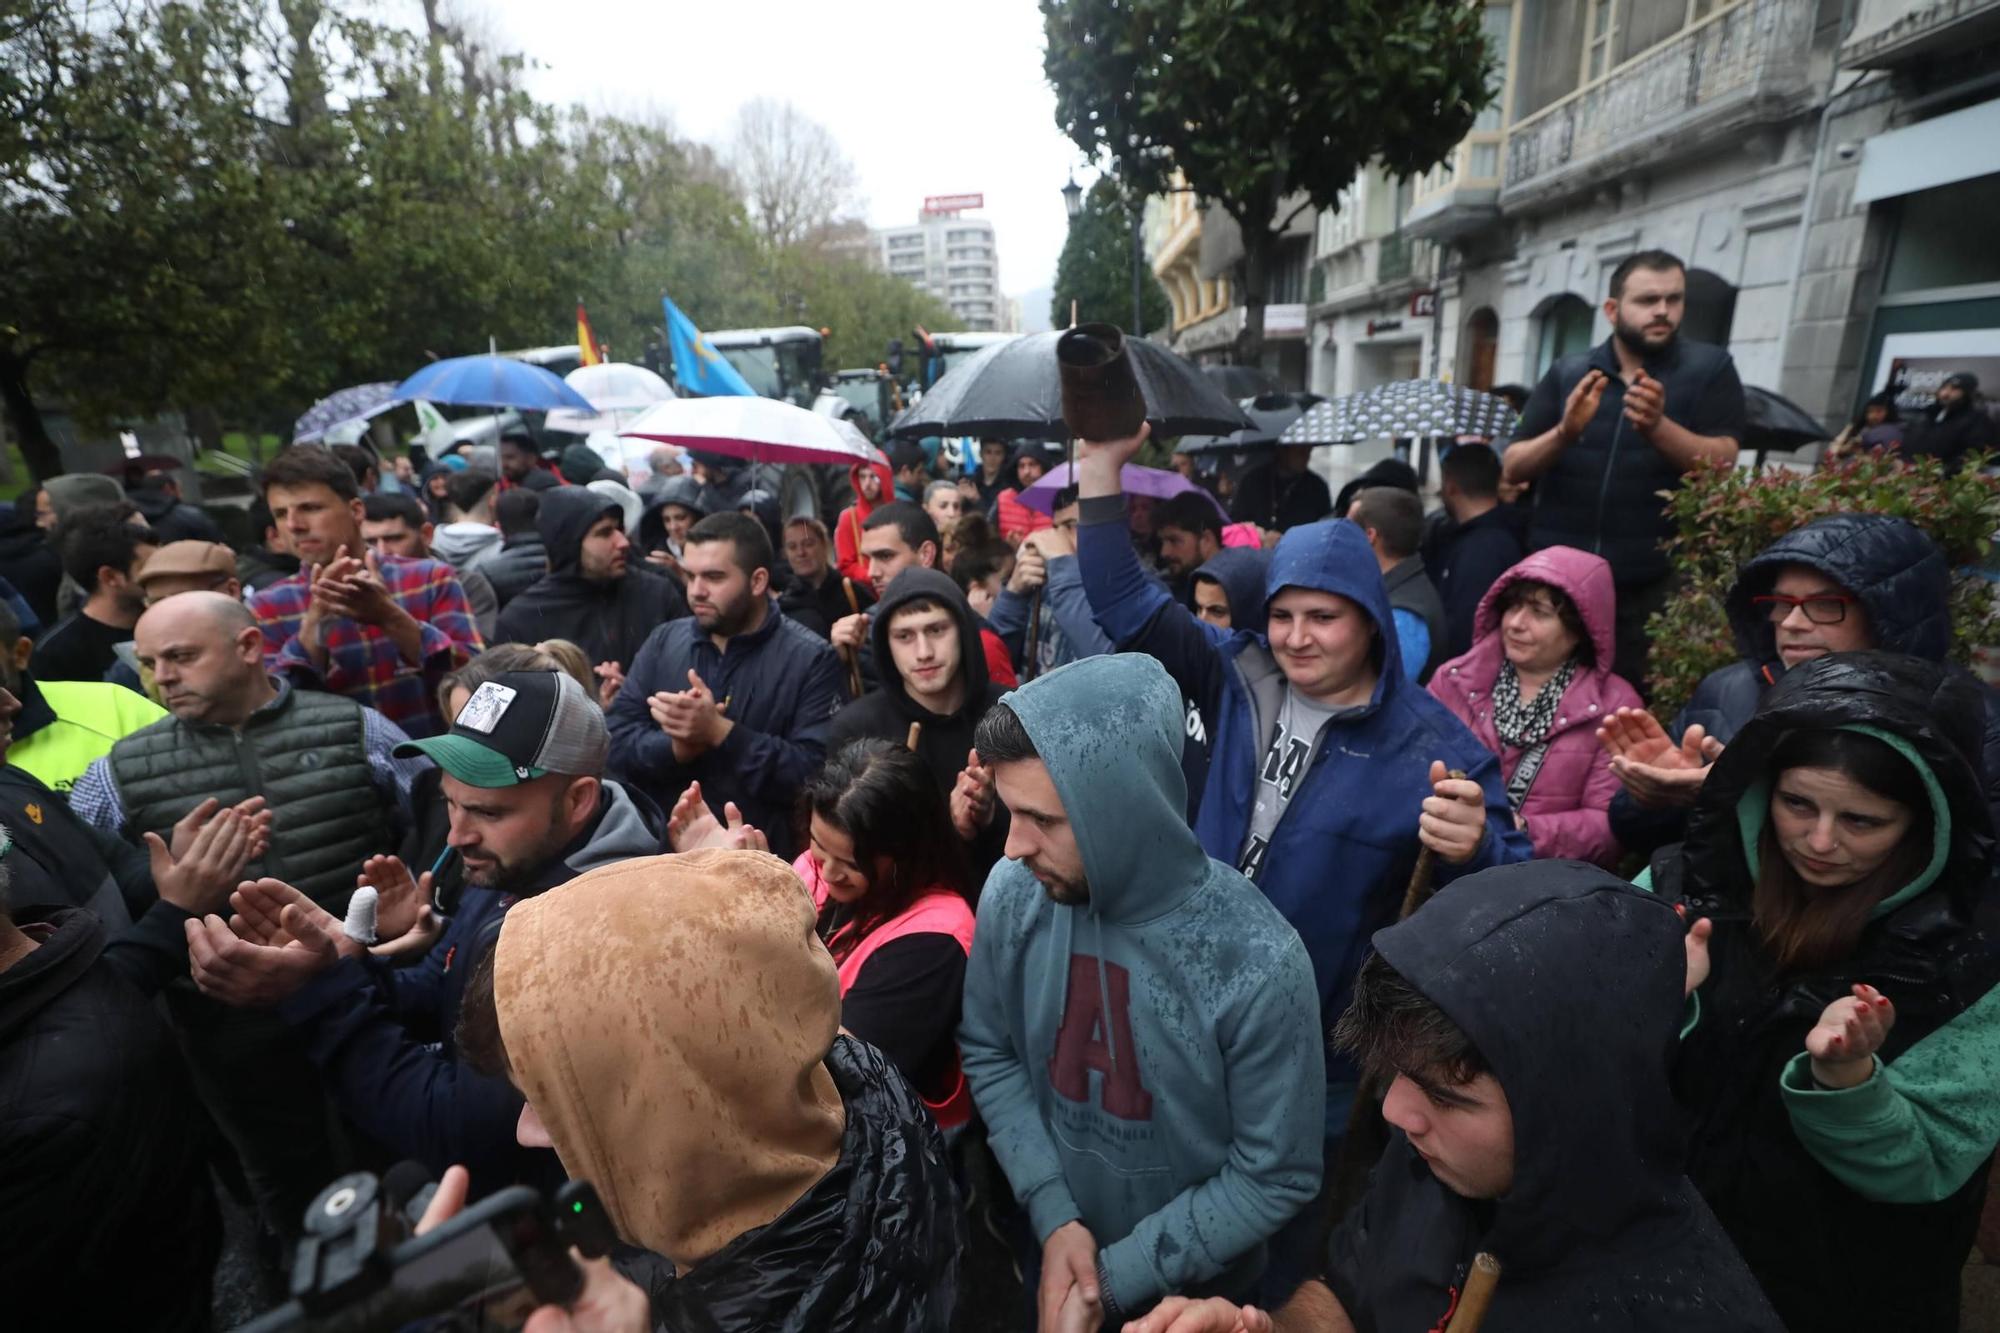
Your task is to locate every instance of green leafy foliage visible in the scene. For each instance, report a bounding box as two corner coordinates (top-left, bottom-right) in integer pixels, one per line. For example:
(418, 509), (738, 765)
(1051, 178), (1171, 333)
(1647, 453), (2000, 716)
(1040, 0), (1494, 358)
(0, 1), (956, 477)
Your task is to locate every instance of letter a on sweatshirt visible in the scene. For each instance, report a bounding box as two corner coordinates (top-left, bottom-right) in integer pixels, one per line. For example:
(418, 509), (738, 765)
(1047, 954), (1155, 1121)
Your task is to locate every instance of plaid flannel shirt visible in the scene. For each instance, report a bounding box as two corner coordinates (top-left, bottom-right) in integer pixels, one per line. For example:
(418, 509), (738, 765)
(248, 554), (481, 737)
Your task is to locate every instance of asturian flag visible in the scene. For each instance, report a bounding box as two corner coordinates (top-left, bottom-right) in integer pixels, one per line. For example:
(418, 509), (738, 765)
(662, 293), (755, 397)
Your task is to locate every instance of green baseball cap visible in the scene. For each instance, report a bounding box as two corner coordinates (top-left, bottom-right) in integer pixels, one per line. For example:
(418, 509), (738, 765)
(396, 671), (608, 787)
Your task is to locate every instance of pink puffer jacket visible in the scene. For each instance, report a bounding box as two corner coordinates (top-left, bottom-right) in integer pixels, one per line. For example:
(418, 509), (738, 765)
(1427, 546), (1642, 867)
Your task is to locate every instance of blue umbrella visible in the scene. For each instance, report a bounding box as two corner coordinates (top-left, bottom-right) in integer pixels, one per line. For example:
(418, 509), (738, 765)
(392, 355), (595, 413)
(292, 382), (401, 445)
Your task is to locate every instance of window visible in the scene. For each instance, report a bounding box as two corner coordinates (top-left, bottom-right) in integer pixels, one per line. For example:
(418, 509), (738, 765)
(1473, 5), (1513, 134)
(1583, 0), (1616, 83)
(1535, 295), (1596, 378)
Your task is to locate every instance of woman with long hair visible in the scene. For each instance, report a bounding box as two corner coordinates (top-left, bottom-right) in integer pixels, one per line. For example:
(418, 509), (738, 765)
(1644, 650), (2000, 1331)
(794, 738), (977, 1131)
(1430, 547), (1641, 866)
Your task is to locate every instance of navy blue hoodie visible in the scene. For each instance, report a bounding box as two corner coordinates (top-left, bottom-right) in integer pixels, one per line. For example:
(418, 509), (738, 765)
(1078, 499), (1529, 1083)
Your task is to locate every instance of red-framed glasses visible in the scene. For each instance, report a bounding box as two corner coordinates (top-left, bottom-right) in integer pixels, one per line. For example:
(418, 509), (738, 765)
(1752, 592), (1859, 625)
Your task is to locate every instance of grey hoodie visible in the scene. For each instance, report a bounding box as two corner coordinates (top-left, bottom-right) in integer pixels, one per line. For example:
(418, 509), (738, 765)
(429, 521), (504, 570)
(959, 653), (1324, 1315)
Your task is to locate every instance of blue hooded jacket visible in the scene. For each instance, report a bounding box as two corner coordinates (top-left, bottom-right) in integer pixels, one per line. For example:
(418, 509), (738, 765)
(1077, 498), (1530, 1082)
(958, 654), (1324, 1315)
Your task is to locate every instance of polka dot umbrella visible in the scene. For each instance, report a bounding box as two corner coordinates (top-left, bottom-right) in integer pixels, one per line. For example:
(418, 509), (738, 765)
(1281, 380), (1519, 445)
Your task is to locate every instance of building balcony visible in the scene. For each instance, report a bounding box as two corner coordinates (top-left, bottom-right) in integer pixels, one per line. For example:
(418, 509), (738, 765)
(1842, 0), (2000, 67)
(1501, 0), (1817, 213)
(1403, 137), (1504, 243)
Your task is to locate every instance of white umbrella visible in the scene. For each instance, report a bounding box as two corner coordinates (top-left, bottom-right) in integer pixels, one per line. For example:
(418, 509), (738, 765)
(565, 362), (674, 413)
(621, 396), (879, 467)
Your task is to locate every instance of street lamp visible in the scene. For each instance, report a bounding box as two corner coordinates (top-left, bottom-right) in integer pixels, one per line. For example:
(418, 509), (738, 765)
(1061, 175), (1084, 220)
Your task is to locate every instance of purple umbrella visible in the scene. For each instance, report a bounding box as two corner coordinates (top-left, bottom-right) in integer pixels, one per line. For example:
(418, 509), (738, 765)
(1017, 462), (1227, 520)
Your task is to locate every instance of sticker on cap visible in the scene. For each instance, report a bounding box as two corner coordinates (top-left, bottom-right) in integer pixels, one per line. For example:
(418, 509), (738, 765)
(457, 682), (517, 734)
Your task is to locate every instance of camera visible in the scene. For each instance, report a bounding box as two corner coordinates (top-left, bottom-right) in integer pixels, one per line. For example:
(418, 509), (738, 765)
(237, 1167), (614, 1333)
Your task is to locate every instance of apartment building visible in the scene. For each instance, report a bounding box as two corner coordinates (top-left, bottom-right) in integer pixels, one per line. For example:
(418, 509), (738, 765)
(875, 210), (1007, 332)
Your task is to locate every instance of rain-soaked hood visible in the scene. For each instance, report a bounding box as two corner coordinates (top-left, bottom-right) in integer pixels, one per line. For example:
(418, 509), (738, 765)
(1001, 652), (1207, 924)
(1373, 860), (1690, 1274)
(1262, 517), (1398, 696)
(493, 850), (845, 1269)
(536, 485), (621, 576)
(1470, 544), (1617, 665)
(1724, 513), (1950, 670)
(1678, 650), (1993, 915)
(1193, 547), (1271, 637)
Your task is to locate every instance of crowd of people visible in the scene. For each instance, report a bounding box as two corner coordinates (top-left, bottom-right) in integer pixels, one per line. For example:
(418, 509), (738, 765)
(4, 246), (2000, 1333)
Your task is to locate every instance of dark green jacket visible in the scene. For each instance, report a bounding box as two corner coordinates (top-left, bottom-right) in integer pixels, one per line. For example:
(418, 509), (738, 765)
(108, 682), (381, 905)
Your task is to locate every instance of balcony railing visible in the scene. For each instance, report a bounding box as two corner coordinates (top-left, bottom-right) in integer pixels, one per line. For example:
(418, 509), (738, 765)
(1377, 232), (1417, 283)
(1504, 0), (1815, 203)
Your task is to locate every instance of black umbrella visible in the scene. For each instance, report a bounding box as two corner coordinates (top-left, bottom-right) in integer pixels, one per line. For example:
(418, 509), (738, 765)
(1742, 385), (1831, 458)
(887, 332), (1251, 442)
(1178, 392), (1313, 453)
(1200, 364), (1280, 399)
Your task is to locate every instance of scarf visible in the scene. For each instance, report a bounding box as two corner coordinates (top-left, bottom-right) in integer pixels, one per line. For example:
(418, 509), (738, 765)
(1491, 657), (1578, 749)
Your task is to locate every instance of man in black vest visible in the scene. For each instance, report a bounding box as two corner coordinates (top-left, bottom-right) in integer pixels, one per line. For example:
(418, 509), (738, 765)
(1503, 250), (1746, 688)
(1348, 486), (1447, 683)
(66, 591), (425, 1241)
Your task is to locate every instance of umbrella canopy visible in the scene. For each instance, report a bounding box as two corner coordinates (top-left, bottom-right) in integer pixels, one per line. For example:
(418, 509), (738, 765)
(1016, 462), (1227, 520)
(565, 362), (674, 413)
(393, 355), (595, 413)
(292, 382), (401, 445)
(1201, 364), (1280, 399)
(885, 331), (1250, 442)
(620, 396), (877, 467)
(1742, 385), (1830, 453)
(1179, 392), (1314, 453)
(1283, 380), (1518, 445)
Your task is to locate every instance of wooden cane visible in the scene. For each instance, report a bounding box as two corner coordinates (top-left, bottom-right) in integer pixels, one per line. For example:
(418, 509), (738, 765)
(1398, 767), (1467, 919)
(839, 578), (865, 697)
(1443, 1253), (1502, 1333)
(905, 721), (922, 751)
(1023, 585), (1044, 682)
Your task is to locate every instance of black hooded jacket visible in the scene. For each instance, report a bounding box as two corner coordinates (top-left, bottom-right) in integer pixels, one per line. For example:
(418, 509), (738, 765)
(494, 487), (686, 669)
(827, 568), (1009, 878)
(1611, 512), (2000, 854)
(481, 531), (548, 608)
(1327, 861), (1781, 1333)
(0, 515), (62, 627)
(128, 485), (224, 544)
(0, 909), (221, 1333)
(637, 1035), (962, 1331)
(1649, 652), (2000, 1332)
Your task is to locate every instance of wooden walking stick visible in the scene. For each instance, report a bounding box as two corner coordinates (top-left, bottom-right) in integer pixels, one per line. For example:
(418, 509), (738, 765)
(1022, 586), (1044, 682)
(1443, 1253), (1503, 1333)
(905, 721), (922, 751)
(1398, 768), (1466, 920)
(839, 577), (865, 697)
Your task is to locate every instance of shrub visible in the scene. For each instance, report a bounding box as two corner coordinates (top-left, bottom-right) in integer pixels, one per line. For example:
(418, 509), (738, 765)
(1646, 450), (2000, 717)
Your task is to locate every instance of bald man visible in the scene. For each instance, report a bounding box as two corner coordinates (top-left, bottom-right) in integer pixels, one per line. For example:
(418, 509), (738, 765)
(66, 591), (431, 1238)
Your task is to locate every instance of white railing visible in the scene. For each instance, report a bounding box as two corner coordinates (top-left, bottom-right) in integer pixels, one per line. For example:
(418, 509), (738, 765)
(1504, 0), (1814, 194)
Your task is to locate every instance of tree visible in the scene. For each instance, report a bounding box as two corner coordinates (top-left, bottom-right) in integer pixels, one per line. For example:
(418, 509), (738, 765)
(725, 98), (861, 250)
(1041, 0), (1494, 366)
(1051, 178), (1170, 334)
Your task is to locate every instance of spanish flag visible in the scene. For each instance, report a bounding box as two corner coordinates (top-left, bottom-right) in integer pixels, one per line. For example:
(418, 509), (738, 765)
(576, 301), (603, 367)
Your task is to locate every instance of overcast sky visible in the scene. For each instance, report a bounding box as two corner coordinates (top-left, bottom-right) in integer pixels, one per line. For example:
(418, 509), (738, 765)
(468, 0), (1090, 316)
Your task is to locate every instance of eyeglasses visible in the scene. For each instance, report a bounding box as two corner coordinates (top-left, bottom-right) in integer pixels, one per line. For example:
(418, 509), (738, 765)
(1752, 593), (1859, 625)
